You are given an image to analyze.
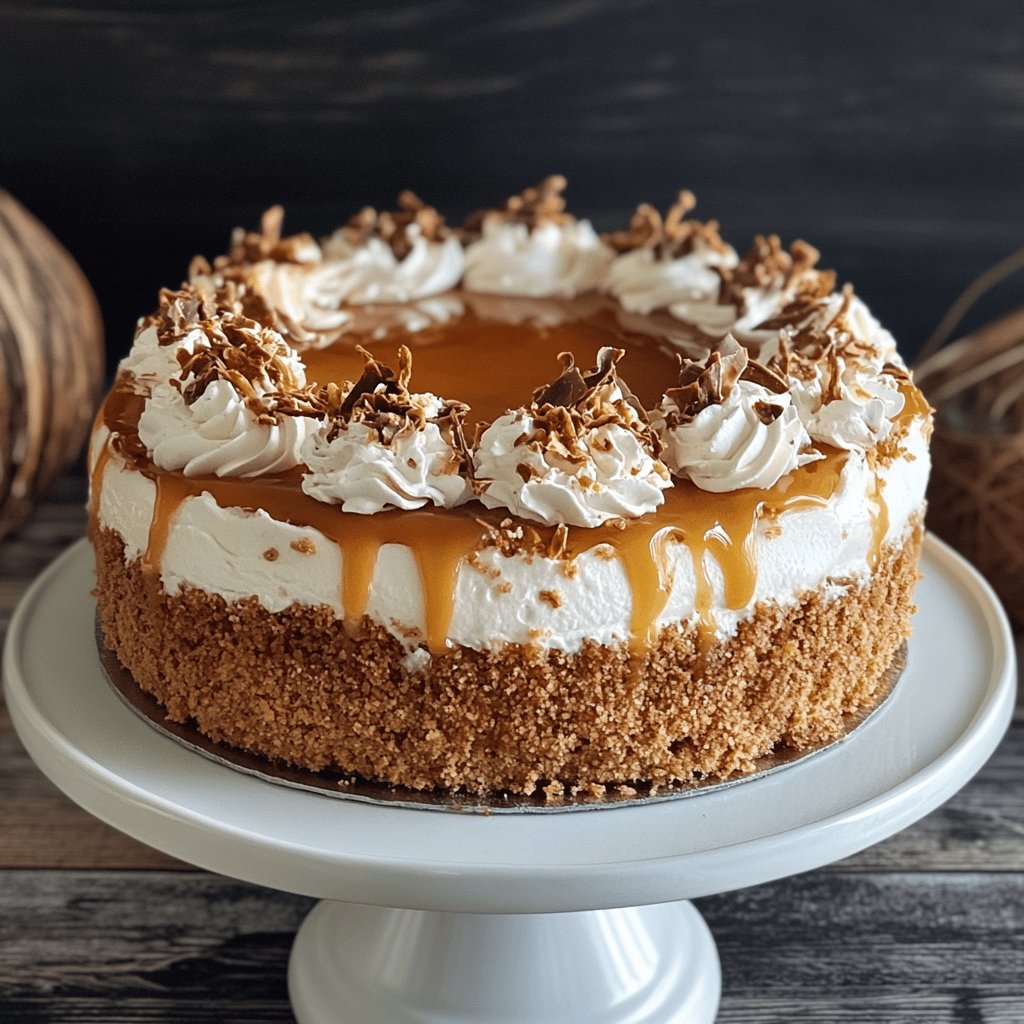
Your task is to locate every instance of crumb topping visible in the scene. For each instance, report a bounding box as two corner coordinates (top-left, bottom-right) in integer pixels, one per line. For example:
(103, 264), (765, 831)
(478, 518), (572, 561)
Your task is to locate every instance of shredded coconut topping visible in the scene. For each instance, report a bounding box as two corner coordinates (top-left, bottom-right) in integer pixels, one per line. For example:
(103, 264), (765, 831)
(462, 175), (574, 237)
(337, 191), (452, 259)
(221, 205), (321, 267)
(602, 190), (732, 260)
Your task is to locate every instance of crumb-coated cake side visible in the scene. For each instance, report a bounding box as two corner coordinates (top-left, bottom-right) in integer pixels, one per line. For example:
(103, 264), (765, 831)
(89, 180), (933, 798)
(95, 523), (921, 796)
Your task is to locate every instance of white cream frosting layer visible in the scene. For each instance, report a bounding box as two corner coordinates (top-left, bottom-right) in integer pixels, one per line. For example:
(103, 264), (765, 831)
(92, 418), (929, 656)
(463, 219), (613, 298)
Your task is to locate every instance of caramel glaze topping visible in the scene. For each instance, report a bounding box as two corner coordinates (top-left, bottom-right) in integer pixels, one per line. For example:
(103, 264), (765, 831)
(92, 300), (920, 656)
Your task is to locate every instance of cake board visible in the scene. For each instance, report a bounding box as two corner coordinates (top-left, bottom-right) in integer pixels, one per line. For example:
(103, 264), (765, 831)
(4, 536), (1016, 1023)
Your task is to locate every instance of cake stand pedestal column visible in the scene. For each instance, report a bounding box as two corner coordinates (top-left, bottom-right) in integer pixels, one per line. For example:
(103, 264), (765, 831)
(288, 900), (720, 1024)
(3, 539), (1017, 1024)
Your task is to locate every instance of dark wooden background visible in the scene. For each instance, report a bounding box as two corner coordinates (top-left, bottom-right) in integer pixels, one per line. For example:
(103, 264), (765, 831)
(2, 0), (1024, 366)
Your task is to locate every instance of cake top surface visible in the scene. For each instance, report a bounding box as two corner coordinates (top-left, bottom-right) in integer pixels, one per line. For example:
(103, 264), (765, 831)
(107, 179), (929, 530)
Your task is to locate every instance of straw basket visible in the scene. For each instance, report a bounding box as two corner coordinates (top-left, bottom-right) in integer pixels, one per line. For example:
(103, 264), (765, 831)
(914, 251), (1024, 633)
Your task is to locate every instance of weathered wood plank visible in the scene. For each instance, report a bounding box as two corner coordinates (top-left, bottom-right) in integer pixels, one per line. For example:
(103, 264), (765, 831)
(0, 871), (1020, 1022)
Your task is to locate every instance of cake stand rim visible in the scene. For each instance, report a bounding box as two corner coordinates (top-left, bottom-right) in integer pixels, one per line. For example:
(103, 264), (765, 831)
(3, 535), (1017, 913)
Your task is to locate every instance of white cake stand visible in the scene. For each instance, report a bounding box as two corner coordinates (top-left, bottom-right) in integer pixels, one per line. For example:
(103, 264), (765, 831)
(4, 537), (1016, 1024)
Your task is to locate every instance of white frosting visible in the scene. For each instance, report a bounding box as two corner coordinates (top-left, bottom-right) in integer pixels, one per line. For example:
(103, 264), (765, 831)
(93, 419), (930, 653)
(301, 404), (470, 514)
(653, 381), (822, 492)
(473, 408), (670, 528)
(319, 229), (465, 304)
(118, 324), (204, 388)
(241, 261), (354, 336)
(796, 366), (906, 452)
(606, 243), (736, 315)
(463, 219), (613, 298)
(138, 379), (318, 478)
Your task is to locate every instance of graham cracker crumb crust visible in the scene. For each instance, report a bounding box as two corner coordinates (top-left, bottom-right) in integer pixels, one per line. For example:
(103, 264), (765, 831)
(94, 524), (922, 797)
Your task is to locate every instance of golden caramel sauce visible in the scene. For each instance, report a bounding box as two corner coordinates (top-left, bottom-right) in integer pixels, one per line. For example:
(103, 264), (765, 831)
(300, 297), (682, 424)
(93, 305), (931, 654)
(898, 379), (934, 423)
(573, 456), (847, 649)
(86, 440), (113, 545)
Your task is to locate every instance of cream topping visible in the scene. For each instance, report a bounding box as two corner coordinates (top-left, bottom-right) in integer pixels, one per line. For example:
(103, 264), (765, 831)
(651, 336), (821, 491)
(655, 382), (821, 492)
(319, 231), (465, 304)
(136, 315), (320, 478)
(795, 359), (906, 452)
(473, 348), (671, 527)
(461, 175), (612, 298)
(118, 323), (205, 388)
(603, 192), (738, 315)
(464, 219), (613, 298)
(300, 346), (471, 513)
(139, 379), (317, 478)
(301, 417), (470, 514)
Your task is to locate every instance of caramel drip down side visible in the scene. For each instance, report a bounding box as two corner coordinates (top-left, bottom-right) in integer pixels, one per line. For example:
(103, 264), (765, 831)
(86, 437), (113, 544)
(584, 455), (846, 649)
(866, 469), (890, 571)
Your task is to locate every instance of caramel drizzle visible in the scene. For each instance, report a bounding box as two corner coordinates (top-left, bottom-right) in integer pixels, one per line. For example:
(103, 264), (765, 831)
(136, 466), (486, 656)
(97, 323), (928, 655)
(582, 455), (846, 649)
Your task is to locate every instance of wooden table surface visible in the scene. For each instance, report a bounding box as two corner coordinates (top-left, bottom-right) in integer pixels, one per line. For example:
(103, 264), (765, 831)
(1, 474), (1021, 1023)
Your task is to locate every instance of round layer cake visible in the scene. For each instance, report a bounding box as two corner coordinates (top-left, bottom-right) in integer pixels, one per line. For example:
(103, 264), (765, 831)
(90, 179), (932, 798)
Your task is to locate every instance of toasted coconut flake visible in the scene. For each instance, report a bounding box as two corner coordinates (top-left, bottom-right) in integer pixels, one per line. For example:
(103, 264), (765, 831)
(602, 190), (731, 259)
(341, 191), (451, 259)
(462, 175), (573, 238)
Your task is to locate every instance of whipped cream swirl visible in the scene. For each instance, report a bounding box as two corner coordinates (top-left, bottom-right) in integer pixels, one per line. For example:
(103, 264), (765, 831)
(606, 243), (736, 316)
(119, 323), (205, 387)
(301, 401), (470, 514)
(320, 228), (465, 304)
(139, 378), (317, 477)
(464, 219), (613, 298)
(137, 321), (319, 478)
(474, 348), (671, 527)
(300, 346), (471, 514)
(794, 360), (906, 452)
(654, 381), (821, 492)
(651, 335), (822, 492)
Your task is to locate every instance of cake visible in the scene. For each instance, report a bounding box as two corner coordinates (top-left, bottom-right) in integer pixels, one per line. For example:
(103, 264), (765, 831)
(89, 179), (932, 799)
